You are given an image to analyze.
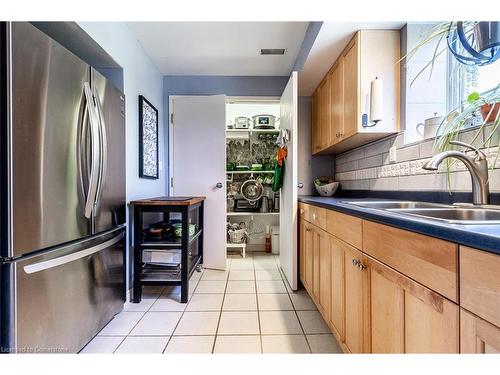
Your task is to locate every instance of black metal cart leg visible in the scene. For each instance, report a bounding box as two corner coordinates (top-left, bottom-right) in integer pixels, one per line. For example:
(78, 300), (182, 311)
(180, 206), (189, 303)
(133, 206), (142, 303)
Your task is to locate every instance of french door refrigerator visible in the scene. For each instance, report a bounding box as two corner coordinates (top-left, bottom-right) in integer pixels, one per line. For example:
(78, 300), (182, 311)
(0, 22), (126, 353)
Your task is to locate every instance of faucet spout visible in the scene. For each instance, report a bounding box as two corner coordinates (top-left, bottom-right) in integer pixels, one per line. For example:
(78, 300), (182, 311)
(423, 148), (490, 205)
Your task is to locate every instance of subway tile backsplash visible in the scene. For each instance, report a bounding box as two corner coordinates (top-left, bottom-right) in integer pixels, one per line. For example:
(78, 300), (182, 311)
(335, 127), (500, 193)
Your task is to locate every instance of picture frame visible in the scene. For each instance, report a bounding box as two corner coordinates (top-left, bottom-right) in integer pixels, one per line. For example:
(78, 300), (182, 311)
(138, 95), (159, 179)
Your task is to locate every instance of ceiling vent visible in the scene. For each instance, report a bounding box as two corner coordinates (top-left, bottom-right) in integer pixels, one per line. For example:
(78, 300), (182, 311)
(260, 49), (286, 55)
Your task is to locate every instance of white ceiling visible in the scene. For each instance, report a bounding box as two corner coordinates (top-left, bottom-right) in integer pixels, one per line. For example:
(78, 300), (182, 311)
(127, 22), (309, 76)
(298, 22), (405, 96)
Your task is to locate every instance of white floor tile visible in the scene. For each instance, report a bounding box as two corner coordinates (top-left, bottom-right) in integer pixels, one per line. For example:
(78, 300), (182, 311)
(226, 280), (256, 294)
(257, 293), (294, 311)
(255, 270), (282, 280)
(194, 280), (227, 294)
(80, 336), (124, 353)
(115, 336), (169, 353)
(223, 294), (258, 311)
(307, 334), (343, 353)
(190, 270), (203, 283)
(201, 269), (229, 281)
(149, 294), (186, 312)
(214, 335), (261, 354)
(254, 262), (279, 271)
(98, 312), (144, 336)
(164, 336), (215, 354)
(259, 311), (303, 335)
(297, 310), (331, 334)
(186, 294), (224, 311)
(228, 270), (255, 281)
(256, 280), (287, 293)
(123, 298), (156, 312)
(262, 335), (310, 354)
(229, 258), (254, 270)
(129, 312), (182, 336)
(174, 312), (220, 335)
(289, 290), (317, 310)
(217, 311), (260, 335)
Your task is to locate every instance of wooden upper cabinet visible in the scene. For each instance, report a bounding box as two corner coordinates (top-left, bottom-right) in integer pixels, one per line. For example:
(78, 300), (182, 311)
(461, 308), (500, 354)
(330, 59), (344, 144)
(311, 30), (400, 155)
(342, 37), (358, 140)
(311, 90), (321, 154)
(318, 76), (332, 150)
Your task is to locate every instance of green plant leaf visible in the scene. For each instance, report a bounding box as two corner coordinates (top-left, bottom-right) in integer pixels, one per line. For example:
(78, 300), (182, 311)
(467, 92), (480, 103)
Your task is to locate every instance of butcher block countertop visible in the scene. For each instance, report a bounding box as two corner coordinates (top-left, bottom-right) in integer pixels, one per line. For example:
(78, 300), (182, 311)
(129, 196), (206, 206)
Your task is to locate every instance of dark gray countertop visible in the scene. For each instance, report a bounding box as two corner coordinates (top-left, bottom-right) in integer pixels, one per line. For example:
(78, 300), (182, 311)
(298, 196), (500, 256)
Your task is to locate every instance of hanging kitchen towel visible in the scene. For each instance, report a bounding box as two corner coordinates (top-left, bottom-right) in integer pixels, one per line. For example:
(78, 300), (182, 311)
(272, 146), (288, 192)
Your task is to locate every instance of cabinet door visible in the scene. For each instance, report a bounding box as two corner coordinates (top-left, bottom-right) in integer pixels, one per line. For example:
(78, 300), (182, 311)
(299, 219), (306, 286)
(318, 230), (331, 322)
(368, 256), (459, 353)
(330, 237), (345, 341)
(311, 90), (321, 154)
(312, 227), (320, 302)
(304, 222), (314, 293)
(343, 240), (369, 353)
(461, 308), (500, 353)
(342, 36), (359, 139)
(318, 76), (331, 150)
(330, 60), (344, 145)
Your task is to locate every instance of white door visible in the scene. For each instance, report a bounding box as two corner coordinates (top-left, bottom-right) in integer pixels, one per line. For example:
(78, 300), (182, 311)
(279, 72), (299, 290)
(170, 95), (227, 270)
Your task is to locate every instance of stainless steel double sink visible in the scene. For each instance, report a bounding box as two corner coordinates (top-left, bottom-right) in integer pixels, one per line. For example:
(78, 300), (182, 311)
(341, 200), (500, 225)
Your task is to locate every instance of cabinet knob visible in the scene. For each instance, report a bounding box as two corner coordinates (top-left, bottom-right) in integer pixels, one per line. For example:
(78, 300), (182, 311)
(312, 213), (317, 220)
(300, 209), (304, 214)
(358, 263), (367, 271)
(352, 259), (359, 266)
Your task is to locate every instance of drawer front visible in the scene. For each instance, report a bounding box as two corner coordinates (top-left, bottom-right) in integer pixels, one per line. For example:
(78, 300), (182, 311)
(363, 221), (458, 303)
(460, 246), (500, 327)
(298, 202), (310, 222)
(309, 205), (327, 231)
(326, 210), (362, 249)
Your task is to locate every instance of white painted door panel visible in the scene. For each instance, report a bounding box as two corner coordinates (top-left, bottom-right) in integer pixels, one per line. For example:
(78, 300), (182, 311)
(171, 95), (226, 270)
(279, 72), (298, 290)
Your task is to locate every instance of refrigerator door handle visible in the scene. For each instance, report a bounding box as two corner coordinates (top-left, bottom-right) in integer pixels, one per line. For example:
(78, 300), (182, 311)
(92, 87), (107, 212)
(23, 230), (125, 274)
(82, 82), (100, 219)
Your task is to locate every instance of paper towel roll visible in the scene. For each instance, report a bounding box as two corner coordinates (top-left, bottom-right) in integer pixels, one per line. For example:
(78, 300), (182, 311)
(370, 77), (383, 123)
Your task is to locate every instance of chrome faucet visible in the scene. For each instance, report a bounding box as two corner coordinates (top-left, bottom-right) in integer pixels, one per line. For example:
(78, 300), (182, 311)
(423, 141), (490, 205)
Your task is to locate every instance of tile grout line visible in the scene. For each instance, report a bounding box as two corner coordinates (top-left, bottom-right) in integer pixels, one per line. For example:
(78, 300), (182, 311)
(113, 285), (166, 353)
(161, 274), (200, 353)
(210, 267), (230, 354)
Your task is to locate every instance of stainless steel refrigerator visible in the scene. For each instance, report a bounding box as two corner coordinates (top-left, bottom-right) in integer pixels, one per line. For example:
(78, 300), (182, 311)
(0, 22), (126, 353)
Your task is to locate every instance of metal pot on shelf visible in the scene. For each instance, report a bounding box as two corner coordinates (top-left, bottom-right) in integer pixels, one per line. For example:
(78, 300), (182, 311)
(252, 114), (277, 129)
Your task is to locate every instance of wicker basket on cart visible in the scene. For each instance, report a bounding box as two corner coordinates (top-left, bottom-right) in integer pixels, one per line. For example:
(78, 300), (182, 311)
(228, 228), (247, 244)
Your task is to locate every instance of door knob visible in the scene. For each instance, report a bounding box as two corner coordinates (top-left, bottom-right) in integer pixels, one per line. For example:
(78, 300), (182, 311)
(216, 182), (223, 189)
(297, 183), (304, 189)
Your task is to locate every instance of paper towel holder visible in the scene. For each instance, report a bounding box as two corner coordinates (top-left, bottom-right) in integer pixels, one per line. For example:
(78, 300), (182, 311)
(362, 76), (383, 128)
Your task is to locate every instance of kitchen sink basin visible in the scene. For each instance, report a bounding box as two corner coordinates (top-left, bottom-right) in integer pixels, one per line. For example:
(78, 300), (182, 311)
(391, 207), (500, 224)
(341, 200), (450, 209)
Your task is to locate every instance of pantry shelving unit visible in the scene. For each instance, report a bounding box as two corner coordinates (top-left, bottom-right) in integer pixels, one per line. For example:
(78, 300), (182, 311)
(130, 196), (205, 303)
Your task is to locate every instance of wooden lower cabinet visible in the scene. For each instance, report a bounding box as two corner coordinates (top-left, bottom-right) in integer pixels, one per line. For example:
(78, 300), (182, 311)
(330, 237), (345, 342)
(343, 241), (370, 353)
(368, 256), (459, 353)
(318, 230), (331, 322)
(460, 308), (500, 353)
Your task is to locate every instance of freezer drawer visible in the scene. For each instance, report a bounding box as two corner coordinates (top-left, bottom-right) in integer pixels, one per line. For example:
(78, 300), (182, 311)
(2, 226), (125, 353)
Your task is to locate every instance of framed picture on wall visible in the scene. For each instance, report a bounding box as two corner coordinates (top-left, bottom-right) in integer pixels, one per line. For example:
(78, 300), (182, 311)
(138, 95), (159, 179)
